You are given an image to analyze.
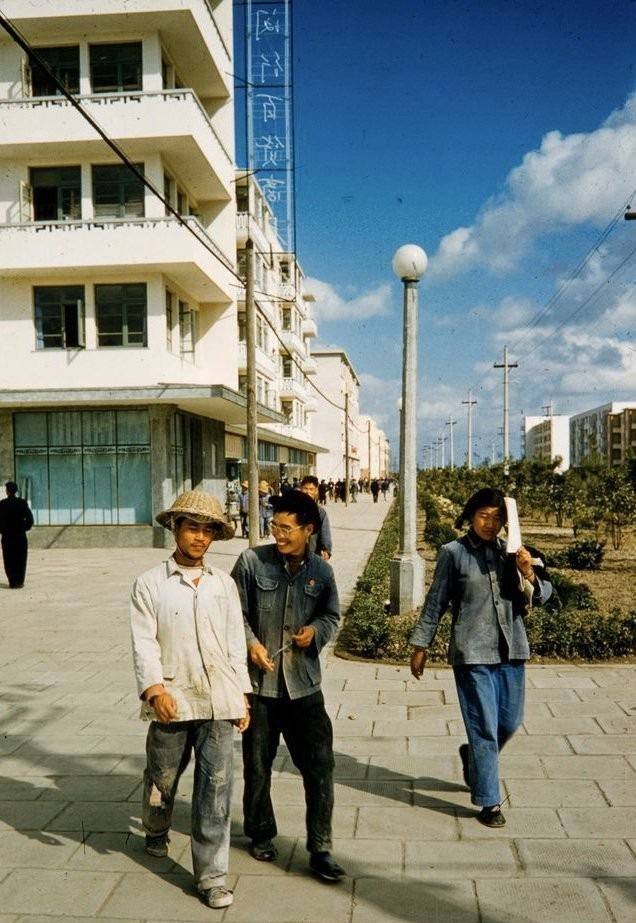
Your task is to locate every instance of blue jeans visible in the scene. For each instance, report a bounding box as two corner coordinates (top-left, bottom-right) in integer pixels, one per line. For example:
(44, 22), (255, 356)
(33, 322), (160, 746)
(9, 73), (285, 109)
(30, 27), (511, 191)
(453, 662), (525, 807)
(142, 719), (234, 891)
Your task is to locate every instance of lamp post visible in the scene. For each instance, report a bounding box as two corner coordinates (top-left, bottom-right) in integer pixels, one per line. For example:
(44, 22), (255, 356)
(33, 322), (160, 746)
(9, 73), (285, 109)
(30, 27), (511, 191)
(390, 244), (427, 615)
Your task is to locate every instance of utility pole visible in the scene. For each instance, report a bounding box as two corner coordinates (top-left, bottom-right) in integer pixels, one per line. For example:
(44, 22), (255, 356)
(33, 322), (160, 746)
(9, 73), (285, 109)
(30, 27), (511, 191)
(446, 417), (457, 470)
(344, 390), (350, 506)
(245, 237), (260, 548)
(494, 345), (518, 475)
(439, 433), (446, 468)
(462, 390), (477, 470)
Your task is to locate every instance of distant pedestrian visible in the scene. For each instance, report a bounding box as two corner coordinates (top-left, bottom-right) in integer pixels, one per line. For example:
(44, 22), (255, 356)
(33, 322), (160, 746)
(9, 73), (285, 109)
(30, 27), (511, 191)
(259, 481), (273, 537)
(370, 479), (380, 503)
(327, 480), (334, 501)
(350, 480), (358, 503)
(380, 479), (389, 500)
(239, 481), (249, 538)
(409, 487), (552, 828)
(0, 481), (34, 589)
(300, 476), (333, 559)
(318, 479), (328, 505)
(130, 491), (251, 910)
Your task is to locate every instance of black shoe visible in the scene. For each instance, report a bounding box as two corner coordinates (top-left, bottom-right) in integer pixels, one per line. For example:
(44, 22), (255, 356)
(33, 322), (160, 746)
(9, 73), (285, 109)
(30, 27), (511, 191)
(145, 834), (170, 857)
(477, 805), (506, 827)
(459, 744), (470, 788)
(250, 839), (277, 862)
(310, 851), (345, 882)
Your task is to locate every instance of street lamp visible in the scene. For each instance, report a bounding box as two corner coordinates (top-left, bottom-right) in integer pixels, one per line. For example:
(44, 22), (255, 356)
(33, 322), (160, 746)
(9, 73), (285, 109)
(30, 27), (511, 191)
(390, 244), (427, 615)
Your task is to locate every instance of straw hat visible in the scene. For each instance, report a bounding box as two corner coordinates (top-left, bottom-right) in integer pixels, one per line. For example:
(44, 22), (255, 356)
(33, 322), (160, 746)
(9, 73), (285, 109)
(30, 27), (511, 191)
(258, 480), (271, 493)
(241, 480), (249, 489)
(156, 490), (235, 540)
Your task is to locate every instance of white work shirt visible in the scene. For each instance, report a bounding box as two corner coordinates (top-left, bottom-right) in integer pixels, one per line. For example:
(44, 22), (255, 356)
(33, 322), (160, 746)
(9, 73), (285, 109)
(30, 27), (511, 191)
(130, 556), (252, 722)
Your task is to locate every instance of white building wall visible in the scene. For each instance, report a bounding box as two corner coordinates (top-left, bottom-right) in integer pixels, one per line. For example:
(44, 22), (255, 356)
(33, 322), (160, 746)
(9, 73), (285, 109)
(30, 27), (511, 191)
(313, 351), (361, 481)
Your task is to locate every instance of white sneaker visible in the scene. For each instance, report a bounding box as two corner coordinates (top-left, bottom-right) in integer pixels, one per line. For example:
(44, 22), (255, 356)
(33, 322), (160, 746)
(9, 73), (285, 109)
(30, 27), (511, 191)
(201, 886), (234, 909)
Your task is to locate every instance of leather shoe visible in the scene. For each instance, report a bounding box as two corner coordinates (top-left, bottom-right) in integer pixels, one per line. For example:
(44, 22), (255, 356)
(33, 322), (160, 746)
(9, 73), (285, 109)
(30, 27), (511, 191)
(459, 744), (470, 788)
(250, 839), (277, 862)
(477, 805), (506, 827)
(310, 851), (345, 882)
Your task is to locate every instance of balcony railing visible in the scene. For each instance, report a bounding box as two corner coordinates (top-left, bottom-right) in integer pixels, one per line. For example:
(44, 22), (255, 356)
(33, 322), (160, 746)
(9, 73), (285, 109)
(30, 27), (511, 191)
(0, 214), (234, 271)
(0, 89), (233, 164)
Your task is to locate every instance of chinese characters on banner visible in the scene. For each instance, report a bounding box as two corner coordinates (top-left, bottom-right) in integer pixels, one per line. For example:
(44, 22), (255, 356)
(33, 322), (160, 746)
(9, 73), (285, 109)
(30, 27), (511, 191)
(246, 0), (295, 253)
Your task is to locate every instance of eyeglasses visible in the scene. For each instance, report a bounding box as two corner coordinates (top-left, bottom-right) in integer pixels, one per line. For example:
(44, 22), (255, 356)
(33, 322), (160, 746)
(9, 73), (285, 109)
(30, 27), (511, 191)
(270, 522), (305, 537)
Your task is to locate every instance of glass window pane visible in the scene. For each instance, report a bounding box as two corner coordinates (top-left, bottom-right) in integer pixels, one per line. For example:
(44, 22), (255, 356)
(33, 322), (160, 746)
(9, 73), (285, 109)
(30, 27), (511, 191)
(90, 42), (142, 93)
(15, 452), (49, 525)
(82, 450), (117, 524)
(48, 411), (81, 446)
(82, 410), (116, 445)
(32, 45), (80, 96)
(14, 412), (48, 447)
(117, 449), (151, 523)
(49, 451), (83, 524)
(116, 410), (149, 445)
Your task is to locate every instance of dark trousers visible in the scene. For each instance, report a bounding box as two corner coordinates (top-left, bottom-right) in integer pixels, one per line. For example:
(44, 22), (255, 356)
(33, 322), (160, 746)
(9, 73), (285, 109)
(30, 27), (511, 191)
(1, 534), (28, 588)
(242, 691), (335, 853)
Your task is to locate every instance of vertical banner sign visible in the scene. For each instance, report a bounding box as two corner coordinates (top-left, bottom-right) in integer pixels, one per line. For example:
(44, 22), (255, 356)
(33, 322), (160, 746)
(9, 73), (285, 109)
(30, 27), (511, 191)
(246, 0), (295, 253)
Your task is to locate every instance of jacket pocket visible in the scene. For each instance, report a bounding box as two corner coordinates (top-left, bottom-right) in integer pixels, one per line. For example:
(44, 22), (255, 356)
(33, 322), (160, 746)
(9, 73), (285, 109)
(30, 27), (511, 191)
(255, 575), (278, 611)
(303, 581), (322, 618)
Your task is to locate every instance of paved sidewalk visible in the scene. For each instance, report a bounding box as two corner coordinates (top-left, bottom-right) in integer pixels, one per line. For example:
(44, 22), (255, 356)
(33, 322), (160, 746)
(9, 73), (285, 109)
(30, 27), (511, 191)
(0, 494), (635, 922)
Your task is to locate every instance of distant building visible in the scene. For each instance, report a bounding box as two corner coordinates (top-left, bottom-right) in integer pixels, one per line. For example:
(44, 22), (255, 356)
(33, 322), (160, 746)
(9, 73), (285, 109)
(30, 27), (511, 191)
(312, 349), (362, 481)
(357, 415), (390, 480)
(570, 402), (636, 468)
(522, 413), (570, 472)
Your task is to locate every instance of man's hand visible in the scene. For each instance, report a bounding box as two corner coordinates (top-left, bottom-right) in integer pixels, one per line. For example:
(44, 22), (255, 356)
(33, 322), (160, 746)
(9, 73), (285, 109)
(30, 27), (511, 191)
(410, 647), (427, 680)
(151, 692), (178, 723)
(516, 546), (535, 582)
(233, 695), (251, 733)
(292, 625), (316, 649)
(249, 641), (275, 672)
(320, 550), (331, 560)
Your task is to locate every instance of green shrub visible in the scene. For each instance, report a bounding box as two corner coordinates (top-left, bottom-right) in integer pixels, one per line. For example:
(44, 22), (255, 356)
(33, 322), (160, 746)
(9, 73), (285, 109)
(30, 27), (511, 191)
(547, 540), (605, 571)
(526, 607), (636, 660)
(545, 572), (598, 612)
(424, 521), (457, 551)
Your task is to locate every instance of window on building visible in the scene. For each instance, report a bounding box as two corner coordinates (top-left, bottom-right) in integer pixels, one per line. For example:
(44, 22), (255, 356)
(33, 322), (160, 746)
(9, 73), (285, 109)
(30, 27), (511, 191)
(179, 301), (196, 358)
(237, 250), (247, 281)
(163, 172), (174, 214)
(29, 166), (81, 222)
(237, 186), (248, 212)
(34, 285), (85, 349)
(282, 356), (292, 378)
(279, 260), (290, 282)
(258, 440), (278, 463)
(14, 409), (151, 525)
(237, 314), (246, 342)
(89, 42), (143, 93)
(238, 374), (247, 395)
(92, 163), (144, 218)
(95, 283), (147, 347)
(282, 308), (292, 330)
(281, 400), (293, 424)
(30, 45), (80, 96)
(166, 290), (175, 352)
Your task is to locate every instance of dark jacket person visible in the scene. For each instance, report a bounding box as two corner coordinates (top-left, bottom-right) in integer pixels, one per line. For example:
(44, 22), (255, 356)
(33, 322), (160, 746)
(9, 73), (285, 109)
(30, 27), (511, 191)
(231, 489), (344, 883)
(0, 481), (34, 589)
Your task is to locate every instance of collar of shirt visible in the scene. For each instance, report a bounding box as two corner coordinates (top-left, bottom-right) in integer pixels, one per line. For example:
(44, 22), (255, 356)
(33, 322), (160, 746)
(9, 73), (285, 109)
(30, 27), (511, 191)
(465, 530), (506, 553)
(166, 555), (214, 583)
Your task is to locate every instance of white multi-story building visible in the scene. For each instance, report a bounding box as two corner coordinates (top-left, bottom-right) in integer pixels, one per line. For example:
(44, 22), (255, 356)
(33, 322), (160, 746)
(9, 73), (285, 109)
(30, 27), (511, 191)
(311, 349), (363, 482)
(0, 0), (281, 546)
(570, 401), (636, 468)
(521, 413), (570, 472)
(225, 173), (323, 485)
(357, 414), (390, 480)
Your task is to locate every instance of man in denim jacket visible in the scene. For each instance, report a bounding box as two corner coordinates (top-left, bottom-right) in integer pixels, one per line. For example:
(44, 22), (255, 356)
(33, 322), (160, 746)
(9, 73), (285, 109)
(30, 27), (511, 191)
(231, 489), (344, 882)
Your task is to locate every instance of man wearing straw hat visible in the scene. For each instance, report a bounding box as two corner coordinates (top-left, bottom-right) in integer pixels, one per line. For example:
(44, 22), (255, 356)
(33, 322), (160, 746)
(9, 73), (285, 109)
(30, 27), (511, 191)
(130, 490), (251, 910)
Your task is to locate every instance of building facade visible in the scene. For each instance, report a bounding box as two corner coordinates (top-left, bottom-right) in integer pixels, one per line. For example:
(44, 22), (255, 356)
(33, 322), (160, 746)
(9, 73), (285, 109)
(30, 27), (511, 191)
(570, 402), (636, 468)
(311, 350), (363, 482)
(521, 413), (570, 472)
(357, 414), (390, 480)
(0, 0), (282, 546)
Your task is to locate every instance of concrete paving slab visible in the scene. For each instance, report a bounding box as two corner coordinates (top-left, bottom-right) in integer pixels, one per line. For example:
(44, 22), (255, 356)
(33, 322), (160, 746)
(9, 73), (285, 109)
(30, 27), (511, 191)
(498, 755), (547, 778)
(335, 704), (406, 721)
(504, 779), (606, 807)
(226, 875), (353, 922)
(352, 878), (479, 923)
(330, 719), (374, 736)
(0, 831), (80, 868)
(332, 736), (408, 756)
(475, 878), (611, 923)
(526, 673), (598, 689)
(558, 807), (636, 838)
(0, 777), (57, 800)
(408, 736), (472, 755)
(64, 831), (186, 873)
(101, 872), (236, 921)
(548, 700), (625, 717)
(45, 802), (146, 834)
(175, 835), (297, 877)
(404, 838), (518, 878)
(518, 839), (636, 877)
(356, 805), (459, 840)
(523, 717), (602, 735)
(502, 734), (572, 754)
(378, 689), (444, 706)
(407, 703), (463, 719)
(597, 780), (636, 805)
(373, 718), (449, 736)
(458, 808), (566, 839)
(289, 836), (402, 877)
(567, 734), (636, 754)
(38, 776), (140, 803)
(596, 877), (636, 923)
(597, 716), (636, 734)
(542, 755), (632, 778)
(0, 869), (122, 917)
(14, 918), (142, 923)
(0, 801), (67, 831)
(367, 755), (458, 782)
(523, 687), (581, 703)
(343, 678), (406, 691)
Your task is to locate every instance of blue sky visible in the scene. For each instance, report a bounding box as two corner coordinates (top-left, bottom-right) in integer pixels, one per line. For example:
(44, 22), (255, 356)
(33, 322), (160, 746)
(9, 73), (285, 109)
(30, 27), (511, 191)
(237, 0), (636, 465)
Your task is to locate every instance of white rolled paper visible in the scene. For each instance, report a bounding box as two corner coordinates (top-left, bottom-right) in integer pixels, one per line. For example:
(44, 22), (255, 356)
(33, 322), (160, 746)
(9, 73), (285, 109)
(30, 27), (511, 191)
(504, 496), (522, 553)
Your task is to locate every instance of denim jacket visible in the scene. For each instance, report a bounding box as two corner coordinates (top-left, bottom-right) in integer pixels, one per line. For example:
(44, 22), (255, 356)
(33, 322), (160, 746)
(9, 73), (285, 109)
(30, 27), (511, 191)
(409, 533), (552, 665)
(231, 544), (340, 699)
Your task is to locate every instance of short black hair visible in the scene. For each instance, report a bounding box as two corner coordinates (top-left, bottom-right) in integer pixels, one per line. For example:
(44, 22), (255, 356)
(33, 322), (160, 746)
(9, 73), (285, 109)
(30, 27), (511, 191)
(5, 481), (18, 495)
(300, 475), (319, 488)
(270, 490), (321, 531)
(455, 487), (507, 530)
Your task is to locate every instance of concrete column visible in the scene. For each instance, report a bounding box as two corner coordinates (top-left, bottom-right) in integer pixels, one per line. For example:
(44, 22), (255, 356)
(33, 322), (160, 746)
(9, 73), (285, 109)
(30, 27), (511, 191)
(78, 42), (91, 95)
(148, 404), (175, 548)
(143, 35), (163, 92)
(81, 162), (93, 221)
(0, 411), (15, 484)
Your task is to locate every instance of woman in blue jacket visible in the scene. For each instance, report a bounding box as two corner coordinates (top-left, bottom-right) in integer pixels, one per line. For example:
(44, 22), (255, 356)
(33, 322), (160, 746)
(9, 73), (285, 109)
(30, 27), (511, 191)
(410, 487), (551, 827)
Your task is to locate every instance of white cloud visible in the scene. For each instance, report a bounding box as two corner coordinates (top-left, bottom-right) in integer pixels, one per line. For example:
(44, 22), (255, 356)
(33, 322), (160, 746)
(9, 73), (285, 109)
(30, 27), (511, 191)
(428, 92), (636, 280)
(305, 277), (393, 321)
